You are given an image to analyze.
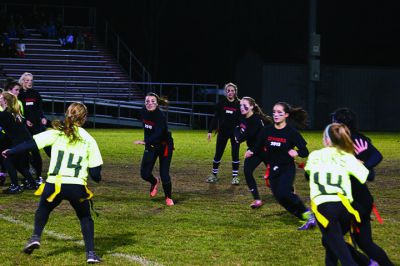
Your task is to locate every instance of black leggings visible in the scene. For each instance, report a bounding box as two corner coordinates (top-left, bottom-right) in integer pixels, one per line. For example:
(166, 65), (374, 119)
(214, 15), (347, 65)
(33, 183), (95, 252)
(213, 132), (240, 163)
(318, 202), (357, 266)
(243, 155), (266, 200)
(4, 150), (35, 186)
(269, 163), (307, 218)
(352, 218), (394, 266)
(140, 144), (173, 198)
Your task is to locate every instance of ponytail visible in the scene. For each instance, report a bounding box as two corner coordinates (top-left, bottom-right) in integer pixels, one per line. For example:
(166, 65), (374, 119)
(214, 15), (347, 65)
(146, 92), (169, 106)
(52, 102), (87, 143)
(242, 96), (272, 124)
(275, 102), (308, 129)
(324, 123), (354, 153)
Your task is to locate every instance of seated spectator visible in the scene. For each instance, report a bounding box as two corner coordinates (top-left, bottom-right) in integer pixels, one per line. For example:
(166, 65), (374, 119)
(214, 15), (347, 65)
(16, 38), (26, 57)
(65, 31), (74, 49)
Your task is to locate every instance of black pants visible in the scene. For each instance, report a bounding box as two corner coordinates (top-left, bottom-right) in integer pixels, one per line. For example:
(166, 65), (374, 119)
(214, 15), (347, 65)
(4, 150), (35, 186)
(140, 143), (173, 198)
(33, 183), (95, 252)
(318, 202), (357, 266)
(27, 124), (46, 177)
(213, 131), (240, 163)
(243, 155), (266, 200)
(269, 163), (307, 218)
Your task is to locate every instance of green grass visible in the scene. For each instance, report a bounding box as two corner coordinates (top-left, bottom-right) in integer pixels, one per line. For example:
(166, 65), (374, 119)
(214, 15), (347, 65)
(0, 129), (399, 265)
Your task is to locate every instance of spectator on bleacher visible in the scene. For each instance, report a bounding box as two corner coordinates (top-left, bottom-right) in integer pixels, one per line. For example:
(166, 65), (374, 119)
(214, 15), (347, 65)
(58, 28), (67, 47)
(65, 31), (74, 49)
(16, 38), (26, 57)
(76, 30), (85, 50)
(47, 17), (56, 39)
(18, 72), (48, 182)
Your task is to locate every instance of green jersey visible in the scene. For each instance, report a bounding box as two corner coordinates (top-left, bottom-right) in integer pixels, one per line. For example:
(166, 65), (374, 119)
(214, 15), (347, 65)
(305, 147), (369, 205)
(33, 127), (103, 185)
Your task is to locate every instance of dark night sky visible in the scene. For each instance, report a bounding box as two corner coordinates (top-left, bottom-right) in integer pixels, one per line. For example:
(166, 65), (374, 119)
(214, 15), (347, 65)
(9, 1), (400, 85)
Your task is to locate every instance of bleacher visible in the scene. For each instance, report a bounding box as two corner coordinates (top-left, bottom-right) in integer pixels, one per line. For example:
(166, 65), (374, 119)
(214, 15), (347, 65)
(0, 28), (144, 101)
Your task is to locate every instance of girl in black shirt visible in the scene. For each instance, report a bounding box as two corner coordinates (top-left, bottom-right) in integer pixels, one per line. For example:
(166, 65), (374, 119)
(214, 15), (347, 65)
(234, 96), (272, 208)
(206, 83), (241, 185)
(134, 93), (174, 206)
(0, 91), (37, 193)
(248, 102), (315, 229)
(331, 108), (393, 266)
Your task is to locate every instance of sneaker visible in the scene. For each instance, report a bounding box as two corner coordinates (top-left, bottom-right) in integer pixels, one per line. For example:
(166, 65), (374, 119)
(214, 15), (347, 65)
(37, 177), (44, 185)
(150, 177), (160, 197)
(368, 259), (379, 266)
(3, 184), (23, 194)
(86, 251), (101, 264)
(25, 181), (39, 190)
(250, 200), (263, 209)
(23, 235), (41, 254)
(165, 197), (174, 206)
(298, 212), (317, 230)
(231, 177), (240, 185)
(206, 174), (218, 183)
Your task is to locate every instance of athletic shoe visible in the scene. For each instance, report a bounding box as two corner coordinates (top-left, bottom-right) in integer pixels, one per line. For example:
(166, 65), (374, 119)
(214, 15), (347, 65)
(368, 259), (379, 266)
(37, 177), (44, 185)
(165, 197), (175, 206)
(298, 212), (317, 230)
(231, 177), (240, 185)
(23, 235), (41, 254)
(250, 200), (263, 209)
(206, 174), (218, 183)
(3, 184), (23, 194)
(86, 251), (101, 264)
(25, 181), (39, 190)
(150, 177), (160, 197)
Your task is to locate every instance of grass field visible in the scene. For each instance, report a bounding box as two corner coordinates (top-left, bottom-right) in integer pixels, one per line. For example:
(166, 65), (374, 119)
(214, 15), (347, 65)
(0, 129), (399, 265)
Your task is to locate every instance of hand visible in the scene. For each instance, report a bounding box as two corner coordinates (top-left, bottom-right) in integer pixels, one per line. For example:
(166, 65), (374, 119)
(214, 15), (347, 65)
(288, 149), (298, 158)
(354, 138), (368, 155)
(26, 120), (33, 127)
(2, 149), (10, 158)
(41, 118), (47, 125)
(134, 140), (145, 145)
(207, 133), (212, 142)
(245, 150), (254, 158)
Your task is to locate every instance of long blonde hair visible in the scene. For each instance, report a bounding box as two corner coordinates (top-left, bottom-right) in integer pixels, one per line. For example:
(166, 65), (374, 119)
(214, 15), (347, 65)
(18, 72), (33, 89)
(52, 102), (88, 143)
(1, 91), (23, 122)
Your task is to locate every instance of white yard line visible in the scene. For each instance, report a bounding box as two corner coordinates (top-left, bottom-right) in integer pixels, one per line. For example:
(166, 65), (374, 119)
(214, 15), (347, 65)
(0, 213), (163, 266)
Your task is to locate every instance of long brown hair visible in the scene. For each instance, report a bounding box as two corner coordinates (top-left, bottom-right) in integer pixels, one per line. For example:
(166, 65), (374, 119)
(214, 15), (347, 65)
(1, 91), (23, 122)
(324, 123), (354, 153)
(146, 92), (169, 106)
(242, 96), (272, 124)
(275, 102), (308, 129)
(52, 102), (88, 143)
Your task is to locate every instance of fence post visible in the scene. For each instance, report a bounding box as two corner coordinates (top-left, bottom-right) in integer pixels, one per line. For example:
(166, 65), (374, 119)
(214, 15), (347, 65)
(129, 51), (132, 80)
(93, 99), (96, 128)
(117, 35), (120, 63)
(191, 85), (194, 128)
(105, 22), (108, 48)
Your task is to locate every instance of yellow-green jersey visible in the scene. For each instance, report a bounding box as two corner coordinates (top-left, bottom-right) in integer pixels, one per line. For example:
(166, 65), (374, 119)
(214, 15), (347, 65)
(18, 99), (24, 117)
(33, 127), (103, 185)
(305, 147), (369, 206)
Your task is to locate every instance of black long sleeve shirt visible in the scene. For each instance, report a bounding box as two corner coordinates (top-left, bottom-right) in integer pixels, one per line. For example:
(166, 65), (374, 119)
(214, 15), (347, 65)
(234, 114), (264, 150)
(18, 88), (45, 125)
(0, 111), (32, 146)
(208, 98), (240, 134)
(140, 107), (172, 148)
(253, 124), (308, 166)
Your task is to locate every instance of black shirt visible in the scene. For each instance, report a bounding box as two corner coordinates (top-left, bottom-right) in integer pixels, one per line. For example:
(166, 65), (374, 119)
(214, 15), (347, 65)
(0, 111), (32, 146)
(254, 124), (308, 166)
(234, 113), (265, 150)
(140, 107), (172, 148)
(18, 88), (45, 125)
(208, 97), (240, 134)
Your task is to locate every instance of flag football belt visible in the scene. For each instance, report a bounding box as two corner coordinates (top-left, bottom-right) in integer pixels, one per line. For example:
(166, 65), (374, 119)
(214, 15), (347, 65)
(34, 175), (94, 203)
(311, 193), (361, 228)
